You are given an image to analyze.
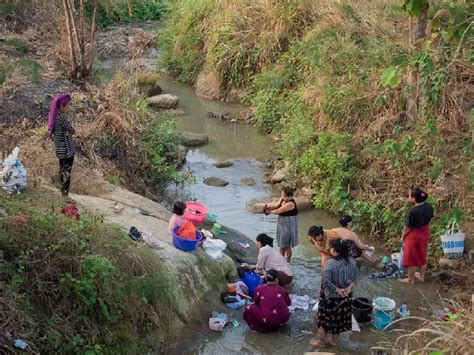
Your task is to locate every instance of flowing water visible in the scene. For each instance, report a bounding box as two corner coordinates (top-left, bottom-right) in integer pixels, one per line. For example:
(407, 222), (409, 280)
(158, 79), (440, 354)
(98, 35), (439, 354)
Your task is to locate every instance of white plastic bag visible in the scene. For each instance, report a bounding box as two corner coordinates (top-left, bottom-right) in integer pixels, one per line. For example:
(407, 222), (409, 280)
(202, 238), (227, 259)
(1, 147), (27, 194)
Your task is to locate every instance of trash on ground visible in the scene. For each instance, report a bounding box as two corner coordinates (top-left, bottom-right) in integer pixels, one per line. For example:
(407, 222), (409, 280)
(61, 204), (80, 219)
(239, 242), (250, 249)
(288, 294), (317, 312)
(1, 147), (27, 194)
(202, 237), (227, 259)
(209, 317), (225, 332)
(13, 339), (28, 350)
(129, 226), (142, 241)
(141, 231), (164, 250)
(113, 202), (124, 214)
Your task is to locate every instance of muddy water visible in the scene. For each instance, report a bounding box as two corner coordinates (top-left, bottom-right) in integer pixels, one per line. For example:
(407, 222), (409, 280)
(158, 79), (441, 354)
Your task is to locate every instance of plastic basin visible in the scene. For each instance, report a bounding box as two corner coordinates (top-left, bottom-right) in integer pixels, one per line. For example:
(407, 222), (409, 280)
(172, 227), (203, 251)
(184, 201), (209, 225)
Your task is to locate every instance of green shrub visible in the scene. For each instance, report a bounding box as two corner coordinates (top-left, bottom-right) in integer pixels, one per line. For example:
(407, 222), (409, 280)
(84, 0), (168, 29)
(3, 38), (29, 53)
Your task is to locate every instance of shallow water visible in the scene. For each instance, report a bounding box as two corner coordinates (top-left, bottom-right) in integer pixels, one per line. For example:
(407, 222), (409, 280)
(160, 79), (440, 354)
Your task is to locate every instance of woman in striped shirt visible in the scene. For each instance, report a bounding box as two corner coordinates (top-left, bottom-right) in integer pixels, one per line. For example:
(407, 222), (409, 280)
(48, 93), (76, 199)
(311, 238), (357, 348)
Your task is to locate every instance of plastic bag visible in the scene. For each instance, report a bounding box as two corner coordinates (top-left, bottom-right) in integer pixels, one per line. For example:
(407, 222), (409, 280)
(209, 317), (225, 332)
(202, 238), (227, 259)
(1, 147), (27, 194)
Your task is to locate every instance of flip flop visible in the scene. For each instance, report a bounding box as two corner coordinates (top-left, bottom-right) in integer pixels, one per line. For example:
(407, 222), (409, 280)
(398, 278), (415, 284)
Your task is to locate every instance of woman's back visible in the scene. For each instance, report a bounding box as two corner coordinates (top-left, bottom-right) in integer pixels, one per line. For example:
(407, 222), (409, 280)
(322, 257), (357, 297)
(254, 284), (291, 318)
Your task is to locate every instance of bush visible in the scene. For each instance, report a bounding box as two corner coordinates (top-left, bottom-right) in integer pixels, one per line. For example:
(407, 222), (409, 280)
(84, 0), (168, 29)
(0, 190), (176, 353)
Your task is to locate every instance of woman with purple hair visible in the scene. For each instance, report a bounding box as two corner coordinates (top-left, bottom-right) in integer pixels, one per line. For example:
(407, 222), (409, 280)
(48, 93), (76, 199)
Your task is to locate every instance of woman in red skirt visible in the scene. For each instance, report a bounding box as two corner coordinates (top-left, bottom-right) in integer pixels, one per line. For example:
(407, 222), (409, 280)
(400, 186), (434, 284)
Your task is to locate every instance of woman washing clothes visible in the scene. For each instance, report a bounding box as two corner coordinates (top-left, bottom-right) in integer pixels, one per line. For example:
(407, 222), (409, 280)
(307, 225), (339, 269)
(48, 93), (76, 201)
(334, 215), (374, 262)
(399, 186), (434, 284)
(264, 187), (298, 262)
(243, 269), (291, 332)
(311, 238), (357, 348)
(242, 233), (293, 286)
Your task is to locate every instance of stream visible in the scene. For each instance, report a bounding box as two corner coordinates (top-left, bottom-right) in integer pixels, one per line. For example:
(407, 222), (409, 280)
(158, 79), (439, 354)
(99, 28), (439, 354)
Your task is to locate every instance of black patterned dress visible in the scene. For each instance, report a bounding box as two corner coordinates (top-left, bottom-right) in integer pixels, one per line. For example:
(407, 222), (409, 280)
(317, 256), (357, 334)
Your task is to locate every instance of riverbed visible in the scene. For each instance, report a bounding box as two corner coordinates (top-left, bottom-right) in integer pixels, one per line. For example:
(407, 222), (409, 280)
(158, 78), (440, 354)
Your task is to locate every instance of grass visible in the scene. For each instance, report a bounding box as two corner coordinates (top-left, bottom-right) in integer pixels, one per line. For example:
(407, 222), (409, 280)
(160, 0), (473, 254)
(0, 188), (178, 353)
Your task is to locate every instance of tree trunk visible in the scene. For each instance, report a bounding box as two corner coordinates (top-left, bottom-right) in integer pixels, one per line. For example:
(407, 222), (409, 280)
(87, 0), (98, 75)
(78, 0), (86, 77)
(407, 3), (429, 118)
(62, 0), (77, 79)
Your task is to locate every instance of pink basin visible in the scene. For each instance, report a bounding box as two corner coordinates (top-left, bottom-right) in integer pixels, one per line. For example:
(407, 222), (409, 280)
(184, 201), (209, 225)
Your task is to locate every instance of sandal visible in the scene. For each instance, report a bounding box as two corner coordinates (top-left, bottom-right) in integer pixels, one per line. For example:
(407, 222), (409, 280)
(398, 278), (415, 284)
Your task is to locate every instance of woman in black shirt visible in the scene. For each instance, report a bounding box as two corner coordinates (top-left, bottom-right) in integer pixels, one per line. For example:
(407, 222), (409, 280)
(400, 186), (434, 284)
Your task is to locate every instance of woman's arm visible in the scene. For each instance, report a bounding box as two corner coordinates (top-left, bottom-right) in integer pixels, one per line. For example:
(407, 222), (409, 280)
(58, 114), (75, 135)
(256, 248), (269, 272)
(402, 225), (411, 241)
(265, 198), (283, 210)
(351, 233), (370, 251)
(270, 201), (295, 215)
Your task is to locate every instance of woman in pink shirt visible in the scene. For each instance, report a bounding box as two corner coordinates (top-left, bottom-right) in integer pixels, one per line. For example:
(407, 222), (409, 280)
(243, 233), (293, 286)
(168, 201), (186, 234)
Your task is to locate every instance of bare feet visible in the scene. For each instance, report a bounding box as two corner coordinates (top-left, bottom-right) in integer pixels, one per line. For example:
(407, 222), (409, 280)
(310, 338), (326, 347)
(399, 278), (415, 284)
(415, 272), (424, 282)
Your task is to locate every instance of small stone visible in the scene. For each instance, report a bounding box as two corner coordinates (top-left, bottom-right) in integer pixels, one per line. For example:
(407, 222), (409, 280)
(180, 132), (209, 147)
(214, 160), (233, 168)
(148, 94), (179, 109)
(146, 82), (162, 97)
(469, 250), (474, 264)
(203, 177), (229, 187)
(241, 177), (256, 186)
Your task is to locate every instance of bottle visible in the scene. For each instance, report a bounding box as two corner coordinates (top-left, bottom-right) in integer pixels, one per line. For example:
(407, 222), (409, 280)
(400, 302), (408, 316)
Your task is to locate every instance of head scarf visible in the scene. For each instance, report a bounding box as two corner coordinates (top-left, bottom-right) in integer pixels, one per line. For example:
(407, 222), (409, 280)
(48, 93), (71, 135)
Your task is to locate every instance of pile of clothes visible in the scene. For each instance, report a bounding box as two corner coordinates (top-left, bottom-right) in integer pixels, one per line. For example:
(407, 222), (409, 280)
(221, 281), (250, 310)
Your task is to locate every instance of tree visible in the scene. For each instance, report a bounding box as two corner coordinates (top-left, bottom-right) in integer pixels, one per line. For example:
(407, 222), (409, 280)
(403, 0), (430, 116)
(62, 0), (98, 80)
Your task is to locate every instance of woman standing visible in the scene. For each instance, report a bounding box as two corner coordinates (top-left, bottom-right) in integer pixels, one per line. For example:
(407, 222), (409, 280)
(243, 233), (293, 286)
(48, 93), (76, 200)
(264, 187), (298, 262)
(334, 215), (374, 262)
(311, 238), (357, 347)
(400, 186), (434, 284)
(243, 269), (292, 332)
(307, 225), (339, 269)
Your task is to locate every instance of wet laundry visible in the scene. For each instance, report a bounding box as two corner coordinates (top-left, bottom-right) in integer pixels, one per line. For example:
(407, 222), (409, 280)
(288, 294), (317, 312)
(368, 262), (405, 280)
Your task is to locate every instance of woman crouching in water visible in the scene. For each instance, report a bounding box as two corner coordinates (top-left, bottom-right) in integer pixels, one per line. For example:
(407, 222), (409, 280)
(48, 93), (76, 200)
(311, 238), (357, 348)
(243, 269), (291, 332)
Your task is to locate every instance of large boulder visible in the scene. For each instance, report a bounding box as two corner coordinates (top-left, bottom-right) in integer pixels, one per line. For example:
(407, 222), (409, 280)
(246, 196), (313, 214)
(148, 94), (179, 109)
(203, 177), (229, 187)
(270, 167), (289, 184)
(213, 160), (233, 168)
(195, 71), (222, 100)
(180, 132), (209, 147)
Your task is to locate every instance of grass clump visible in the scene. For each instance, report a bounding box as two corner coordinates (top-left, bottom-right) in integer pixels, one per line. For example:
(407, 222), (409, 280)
(161, 0), (473, 252)
(3, 38), (29, 54)
(0, 189), (178, 353)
